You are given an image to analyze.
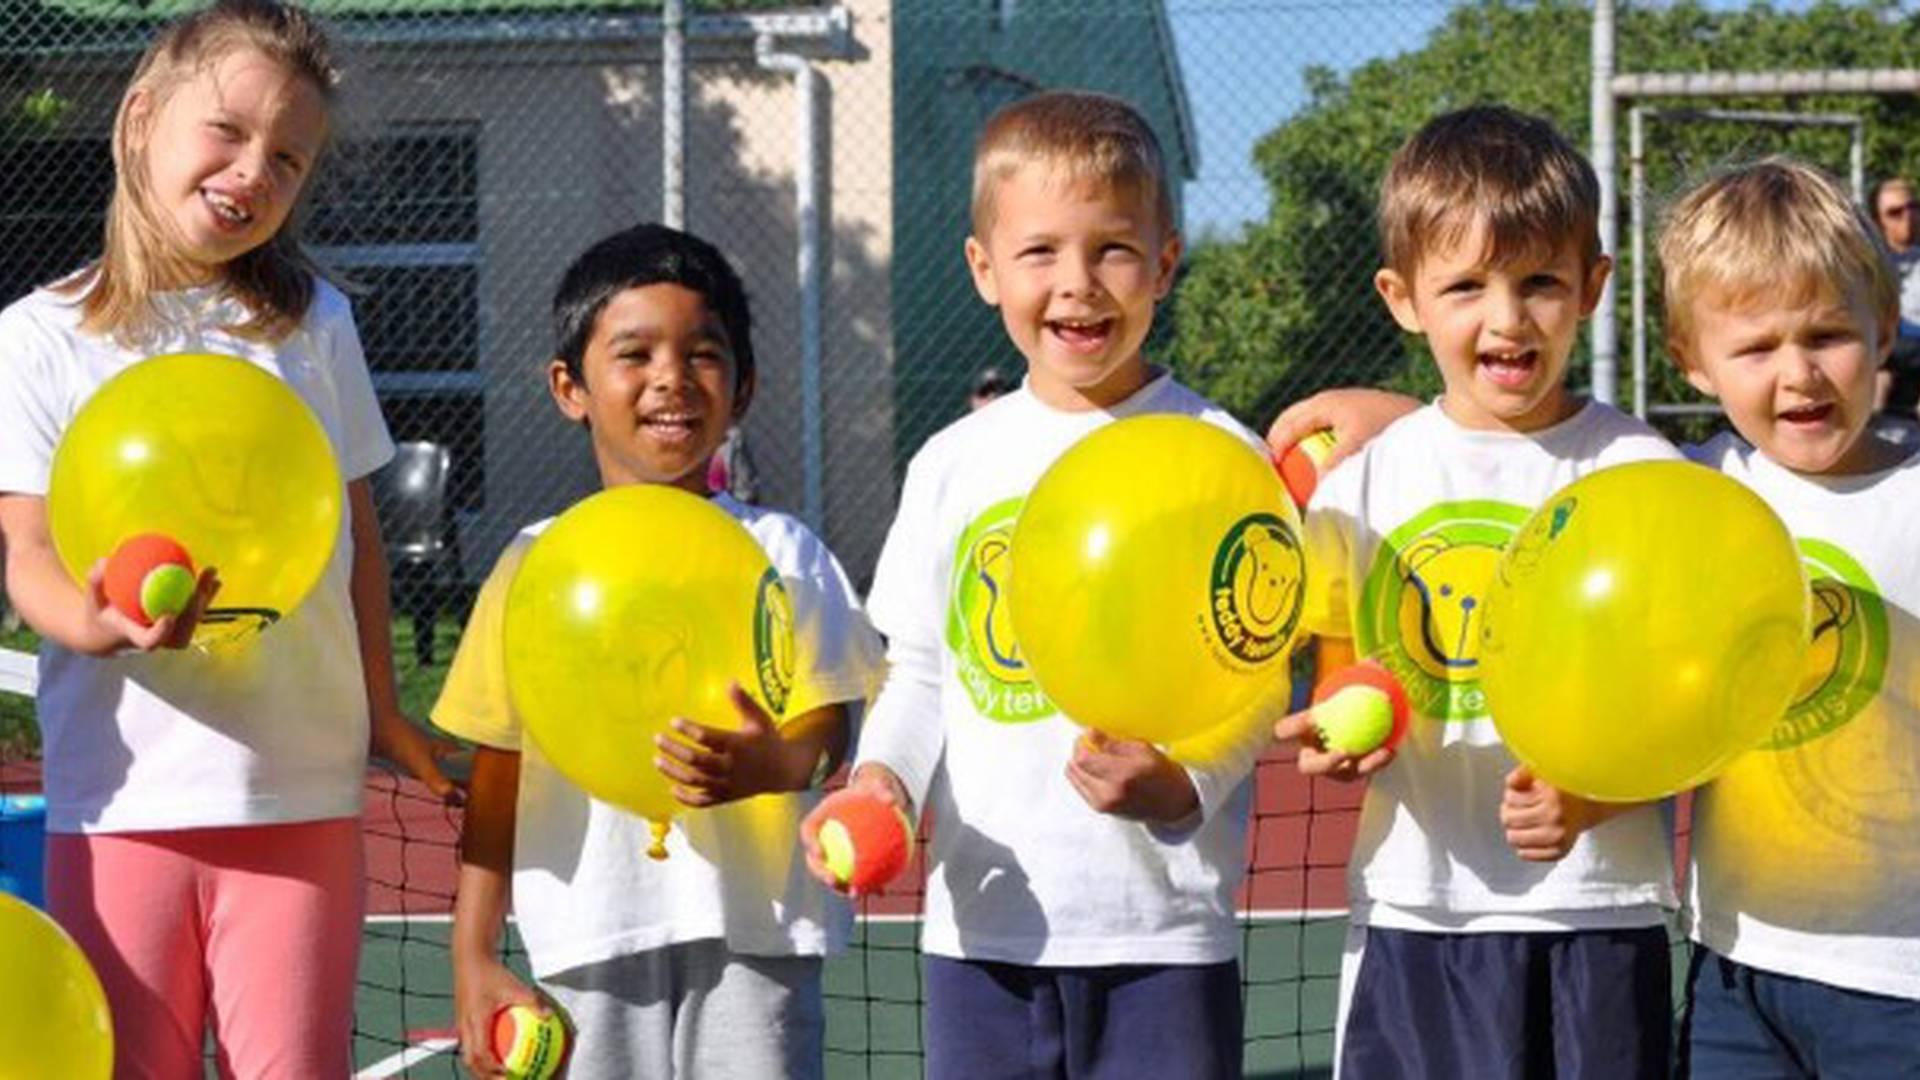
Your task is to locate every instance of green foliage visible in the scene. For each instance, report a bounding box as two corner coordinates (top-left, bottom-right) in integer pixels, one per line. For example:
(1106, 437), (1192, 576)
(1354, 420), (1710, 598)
(17, 89), (70, 132)
(1170, 0), (1920, 428)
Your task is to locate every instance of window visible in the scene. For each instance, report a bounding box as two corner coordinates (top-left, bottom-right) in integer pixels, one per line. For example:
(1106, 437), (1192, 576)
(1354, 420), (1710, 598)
(309, 125), (484, 514)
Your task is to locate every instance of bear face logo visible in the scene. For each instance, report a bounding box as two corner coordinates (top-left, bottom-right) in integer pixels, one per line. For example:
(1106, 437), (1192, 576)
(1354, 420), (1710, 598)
(1394, 535), (1501, 683)
(754, 569), (795, 716)
(1793, 577), (1856, 706)
(965, 530), (1027, 683)
(1207, 513), (1306, 666)
(946, 498), (1055, 724)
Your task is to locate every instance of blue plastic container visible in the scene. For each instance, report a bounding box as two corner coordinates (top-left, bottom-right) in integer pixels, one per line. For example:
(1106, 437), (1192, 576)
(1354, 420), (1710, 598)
(0, 793), (47, 908)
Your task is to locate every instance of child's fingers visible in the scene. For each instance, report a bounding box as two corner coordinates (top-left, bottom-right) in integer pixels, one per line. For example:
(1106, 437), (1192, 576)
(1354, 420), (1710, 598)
(666, 716), (729, 751)
(653, 744), (722, 787)
(1353, 745), (1396, 776)
(671, 782), (718, 808)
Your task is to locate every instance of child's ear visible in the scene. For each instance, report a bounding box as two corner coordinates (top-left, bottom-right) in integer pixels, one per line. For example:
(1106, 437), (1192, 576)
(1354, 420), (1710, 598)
(731, 365), (757, 421)
(1677, 352), (1718, 398)
(964, 235), (999, 306)
(122, 88), (154, 149)
(548, 357), (590, 424)
(1153, 230), (1184, 300)
(1579, 255), (1614, 318)
(1375, 269), (1422, 333)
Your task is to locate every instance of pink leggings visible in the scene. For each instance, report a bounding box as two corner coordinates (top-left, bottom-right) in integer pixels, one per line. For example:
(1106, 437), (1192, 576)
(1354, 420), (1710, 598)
(46, 818), (364, 1080)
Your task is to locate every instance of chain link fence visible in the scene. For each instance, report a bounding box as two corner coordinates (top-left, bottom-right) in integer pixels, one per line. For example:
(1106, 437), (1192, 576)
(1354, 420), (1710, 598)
(4, 0), (1919, 1074)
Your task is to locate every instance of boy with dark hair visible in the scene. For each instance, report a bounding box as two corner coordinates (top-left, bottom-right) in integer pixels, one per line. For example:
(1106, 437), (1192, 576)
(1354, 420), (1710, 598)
(441, 223), (882, 1078)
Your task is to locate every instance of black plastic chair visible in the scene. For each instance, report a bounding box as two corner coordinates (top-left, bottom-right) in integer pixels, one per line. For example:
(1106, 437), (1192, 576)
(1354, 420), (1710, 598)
(372, 441), (458, 666)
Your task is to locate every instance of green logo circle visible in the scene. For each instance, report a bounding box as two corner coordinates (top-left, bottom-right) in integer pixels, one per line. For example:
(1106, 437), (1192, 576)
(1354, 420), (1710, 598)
(1764, 539), (1886, 751)
(946, 497), (1055, 723)
(1357, 500), (1531, 723)
(1205, 512), (1305, 667)
(754, 568), (794, 716)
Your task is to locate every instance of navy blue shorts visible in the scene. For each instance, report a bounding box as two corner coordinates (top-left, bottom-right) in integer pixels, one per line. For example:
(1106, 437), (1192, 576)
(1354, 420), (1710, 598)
(1341, 925), (1671, 1080)
(923, 955), (1243, 1079)
(1678, 946), (1920, 1079)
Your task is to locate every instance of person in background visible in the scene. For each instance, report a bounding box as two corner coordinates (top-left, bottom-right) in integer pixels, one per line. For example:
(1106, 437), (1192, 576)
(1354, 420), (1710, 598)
(1870, 177), (1920, 420)
(968, 365), (1012, 411)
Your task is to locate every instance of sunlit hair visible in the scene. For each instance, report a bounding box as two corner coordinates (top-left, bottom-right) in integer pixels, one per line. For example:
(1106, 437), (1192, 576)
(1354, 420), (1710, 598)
(1379, 105), (1600, 278)
(59, 0), (339, 344)
(1659, 157), (1897, 365)
(970, 90), (1176, 238)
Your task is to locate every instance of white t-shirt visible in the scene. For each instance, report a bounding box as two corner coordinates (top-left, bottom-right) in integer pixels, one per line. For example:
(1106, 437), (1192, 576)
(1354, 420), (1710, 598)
(432, 495), (884, 980)
(857, 373), (1283, 967)
(0, 281), (393, 834)
(1303, 402), (1680, 930)
(1685, 434), (1920, 1000)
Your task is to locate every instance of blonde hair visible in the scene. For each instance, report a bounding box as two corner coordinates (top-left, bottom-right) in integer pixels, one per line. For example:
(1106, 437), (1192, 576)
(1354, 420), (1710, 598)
(1659, 157), (1898, 364)
(61, 0), (339, 344)
(970, 90), (1175, 238)
(1379, 105), (1600, 278)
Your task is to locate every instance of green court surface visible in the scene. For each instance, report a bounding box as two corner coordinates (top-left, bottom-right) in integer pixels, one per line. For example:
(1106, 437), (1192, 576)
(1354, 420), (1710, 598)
(350, 916), (1345, 1079)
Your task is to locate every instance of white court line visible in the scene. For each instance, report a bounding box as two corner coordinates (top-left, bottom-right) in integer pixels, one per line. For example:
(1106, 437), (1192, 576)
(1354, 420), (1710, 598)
(361, 908), (1351, 927)
(354, 1036), (458, 1078)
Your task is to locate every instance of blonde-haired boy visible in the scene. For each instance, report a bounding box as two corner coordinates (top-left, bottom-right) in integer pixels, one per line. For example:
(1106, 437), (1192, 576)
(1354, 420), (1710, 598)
(801, 90), (1276, 1077)
(1660, 157), (1920, 1076)
(1274, 105), (1681, 1078)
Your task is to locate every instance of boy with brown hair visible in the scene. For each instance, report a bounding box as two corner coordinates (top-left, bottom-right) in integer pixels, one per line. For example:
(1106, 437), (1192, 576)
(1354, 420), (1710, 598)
(802, 90), (1278, 1078)
(1273, 105), (1680, 1078)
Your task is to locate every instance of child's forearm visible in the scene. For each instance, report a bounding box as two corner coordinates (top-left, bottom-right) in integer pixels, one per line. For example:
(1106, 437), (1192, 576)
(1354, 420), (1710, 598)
(454, 747), (520, 958)
(345, 479), (403, 719)
(776, 703), (850, 792)
(0, 493), (113, 653)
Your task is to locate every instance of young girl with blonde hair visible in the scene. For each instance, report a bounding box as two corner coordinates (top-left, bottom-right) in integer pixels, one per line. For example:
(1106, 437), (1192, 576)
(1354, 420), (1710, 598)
(0, 1), (453, 1071)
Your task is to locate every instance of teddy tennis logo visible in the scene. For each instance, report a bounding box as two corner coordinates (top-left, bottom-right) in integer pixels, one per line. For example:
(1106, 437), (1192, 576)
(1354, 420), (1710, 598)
(754, 568), (795, 716)
(1205, 512), (1305, 667)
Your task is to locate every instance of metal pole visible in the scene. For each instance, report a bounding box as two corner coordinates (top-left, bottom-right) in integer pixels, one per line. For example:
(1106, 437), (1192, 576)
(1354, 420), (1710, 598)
(1629, 106), (1647, 420)
(663, 0), (685, 228)
(757, 36), (825, 529)
(1851, 120), (1866, 205)
(1591, 0), (1618, 405)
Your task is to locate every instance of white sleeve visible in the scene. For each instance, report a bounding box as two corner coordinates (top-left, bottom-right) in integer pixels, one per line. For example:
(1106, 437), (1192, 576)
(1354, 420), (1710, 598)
(0, 301), (70, 497)
(1161, 673), (1292, 832)
(316, 289), (395, 482)
(853, 452), (948, 815)
(780, 525), (885, 719)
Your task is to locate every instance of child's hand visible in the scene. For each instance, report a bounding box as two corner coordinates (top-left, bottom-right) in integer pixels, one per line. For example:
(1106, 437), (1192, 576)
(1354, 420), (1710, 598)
(1265, 388), (1421, 471)
(800, 763), (910, 895)
(1272, 709), (1397, 781)
(1066, 730), (1199, 823)
(370, 707), (467, 805)
(1500, 765), (1627, 862)
(453, 952), (541, 1079)
(79, 558), (220, 655)
(656, 683), (807, 807)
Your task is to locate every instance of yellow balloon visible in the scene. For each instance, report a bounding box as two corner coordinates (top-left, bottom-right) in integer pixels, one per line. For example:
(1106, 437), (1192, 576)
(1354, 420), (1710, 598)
(0, 894), (113, 1079)
(1009, 415), (1306, 743)
(1480, 460), (1810, 801)
(503, 486), (794, 857)
(48, 353), (343, 649)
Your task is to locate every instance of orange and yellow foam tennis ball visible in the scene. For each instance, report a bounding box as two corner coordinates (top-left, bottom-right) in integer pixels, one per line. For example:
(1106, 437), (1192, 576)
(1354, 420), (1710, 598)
(492, 1004), (568, 1079)
(1310, 659), (1411, 756)
(102, 533), (196, 626)
(1276, 429), (1339, 510)
(816, 788), (915, 895)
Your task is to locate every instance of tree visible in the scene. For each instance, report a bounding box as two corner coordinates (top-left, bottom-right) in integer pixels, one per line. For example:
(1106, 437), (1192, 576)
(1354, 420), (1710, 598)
(1170, 0), (1920, 431)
